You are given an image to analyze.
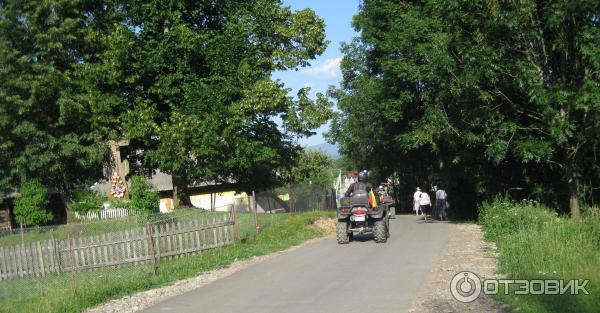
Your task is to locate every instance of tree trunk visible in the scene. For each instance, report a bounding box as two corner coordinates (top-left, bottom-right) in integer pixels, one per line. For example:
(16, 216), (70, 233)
(567, 171), (581, 219)
(172, 184), (180, 210)
(172, 174), (191, 209)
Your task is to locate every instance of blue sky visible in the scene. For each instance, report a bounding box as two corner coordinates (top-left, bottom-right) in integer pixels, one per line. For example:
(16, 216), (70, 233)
(273, 0), (360, 146)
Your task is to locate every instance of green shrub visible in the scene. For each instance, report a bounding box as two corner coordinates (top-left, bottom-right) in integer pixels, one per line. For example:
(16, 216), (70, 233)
(127, 176), (159, 217)
(582, 205), (600, 218)
(13, 180), (53, 227)
(70, 188), (107, 214)
(479, 196), (556, 243)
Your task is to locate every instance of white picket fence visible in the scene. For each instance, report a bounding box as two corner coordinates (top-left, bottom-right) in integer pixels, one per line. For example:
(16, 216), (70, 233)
(74, 208), (130, 220)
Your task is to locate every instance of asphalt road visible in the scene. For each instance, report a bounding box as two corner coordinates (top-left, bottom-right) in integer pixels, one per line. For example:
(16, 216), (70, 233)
(143, 215), (450, 313)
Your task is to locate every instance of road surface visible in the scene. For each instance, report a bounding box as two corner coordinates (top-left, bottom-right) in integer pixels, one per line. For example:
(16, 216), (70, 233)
(143, 215), (450, 313)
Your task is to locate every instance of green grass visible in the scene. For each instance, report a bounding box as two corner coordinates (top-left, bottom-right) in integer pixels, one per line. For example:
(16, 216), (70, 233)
(235, 212), (291, 239)
(0, 211), (334, 313)
(479, 199), (600, 313)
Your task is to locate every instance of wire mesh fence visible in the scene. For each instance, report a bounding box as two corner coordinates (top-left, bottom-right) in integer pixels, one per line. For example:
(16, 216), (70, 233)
(270, 183), (337, 213)
(0, 195), (299, 305)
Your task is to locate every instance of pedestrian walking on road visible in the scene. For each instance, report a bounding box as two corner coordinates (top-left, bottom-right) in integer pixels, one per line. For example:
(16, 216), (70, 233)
(435, 184), (448, 221)
(419, 191), (432, 222)
(413, 187), (422, 216)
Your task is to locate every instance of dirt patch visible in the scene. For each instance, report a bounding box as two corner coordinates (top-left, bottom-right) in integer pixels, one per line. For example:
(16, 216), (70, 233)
(409, 222), (509, 313)
(311, 217), (336, 235)
(85, 236), (331, 313)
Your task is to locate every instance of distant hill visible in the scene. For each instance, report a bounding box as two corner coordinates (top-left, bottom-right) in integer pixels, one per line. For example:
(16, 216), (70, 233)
(306, 143), (340, 159)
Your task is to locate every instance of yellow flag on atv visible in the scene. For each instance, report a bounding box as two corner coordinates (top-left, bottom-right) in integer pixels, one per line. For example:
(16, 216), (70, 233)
(368, 189), (377, 208)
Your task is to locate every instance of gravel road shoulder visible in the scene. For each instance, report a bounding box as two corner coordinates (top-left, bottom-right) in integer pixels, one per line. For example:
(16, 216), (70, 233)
(409, 220), (509, 313)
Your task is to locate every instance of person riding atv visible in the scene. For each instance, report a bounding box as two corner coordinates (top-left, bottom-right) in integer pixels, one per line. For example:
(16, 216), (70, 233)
(377, 184), (396, 219)
(337, 171), (390, 244)
(344, 171), (372, 198)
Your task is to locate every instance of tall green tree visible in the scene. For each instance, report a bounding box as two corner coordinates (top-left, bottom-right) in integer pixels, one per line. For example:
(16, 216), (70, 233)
(0, 1), (118, 197)
(83, 1), (332, 205)
(1, 1), (332, 210)
(330, 0), (600, 217)
(285, 150), (334, 189)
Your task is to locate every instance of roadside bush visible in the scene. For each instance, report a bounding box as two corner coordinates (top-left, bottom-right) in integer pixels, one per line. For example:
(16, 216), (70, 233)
(582, 205), (600, 218)
(127, 176), (159, 218)
(13, 180), (53, 227)
(70, 188), (107, 214)
(479, 196), (556, 243)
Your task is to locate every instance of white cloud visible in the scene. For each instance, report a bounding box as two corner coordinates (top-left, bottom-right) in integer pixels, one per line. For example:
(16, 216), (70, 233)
(303, 57), (342, 78)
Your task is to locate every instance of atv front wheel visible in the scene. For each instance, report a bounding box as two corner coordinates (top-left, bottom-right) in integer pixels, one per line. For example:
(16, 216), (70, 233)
(336, 221), (350, 244)
(374, 219), (388, 243)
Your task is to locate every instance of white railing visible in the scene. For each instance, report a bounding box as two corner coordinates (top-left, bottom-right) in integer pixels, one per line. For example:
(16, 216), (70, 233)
(74, 208), (130, 220)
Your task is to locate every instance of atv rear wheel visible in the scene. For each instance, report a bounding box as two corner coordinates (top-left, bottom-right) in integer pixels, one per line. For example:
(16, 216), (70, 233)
(374, 219), (388, 243)
(336, 221), (350, 244)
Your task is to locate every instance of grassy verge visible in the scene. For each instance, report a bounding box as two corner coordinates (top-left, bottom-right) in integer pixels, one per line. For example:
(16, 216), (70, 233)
(1, 211), (335, 313)
(479, 199), (600, 313)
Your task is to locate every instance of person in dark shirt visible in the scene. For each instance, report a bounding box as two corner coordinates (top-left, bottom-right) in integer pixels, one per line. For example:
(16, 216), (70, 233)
(345, 171), (372, 197)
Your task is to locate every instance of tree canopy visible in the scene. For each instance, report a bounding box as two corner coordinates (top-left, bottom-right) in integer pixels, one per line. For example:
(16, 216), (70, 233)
(1, 1), (332, 205)
(285, 149), (335, 189)
(0, 1), (114, 196)
(329, 0), (600, 217)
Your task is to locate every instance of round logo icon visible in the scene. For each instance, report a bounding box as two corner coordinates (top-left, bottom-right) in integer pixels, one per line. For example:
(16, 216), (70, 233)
(450, 271), (482, 303)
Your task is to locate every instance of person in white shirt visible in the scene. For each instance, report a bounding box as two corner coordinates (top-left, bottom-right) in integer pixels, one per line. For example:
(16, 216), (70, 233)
(419, 191), (432, 222)
(413, 187), (422, 216)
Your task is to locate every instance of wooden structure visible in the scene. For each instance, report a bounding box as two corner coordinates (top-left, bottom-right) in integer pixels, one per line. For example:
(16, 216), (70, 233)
(0, 214), (233, 280)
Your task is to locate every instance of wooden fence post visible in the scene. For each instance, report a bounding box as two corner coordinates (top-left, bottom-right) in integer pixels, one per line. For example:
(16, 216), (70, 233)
(252, 191), (259, 234)
(67, 232), (74, 272)
(19, 223), (24, 245)
(67, 232), (76, 290)
(51, 231), (62, 274)
(230, 204), (238, 242)
(36, 241), (45, 277)
(146, 223), (157, 275)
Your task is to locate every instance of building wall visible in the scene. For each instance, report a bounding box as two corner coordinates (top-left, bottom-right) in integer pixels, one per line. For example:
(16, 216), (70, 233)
(189, 191), (250, 212)
(159, 196), (174, 213)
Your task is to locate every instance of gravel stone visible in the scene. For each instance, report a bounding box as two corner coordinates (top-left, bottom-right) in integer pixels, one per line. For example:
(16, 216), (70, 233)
(409, 221), (509, 313)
